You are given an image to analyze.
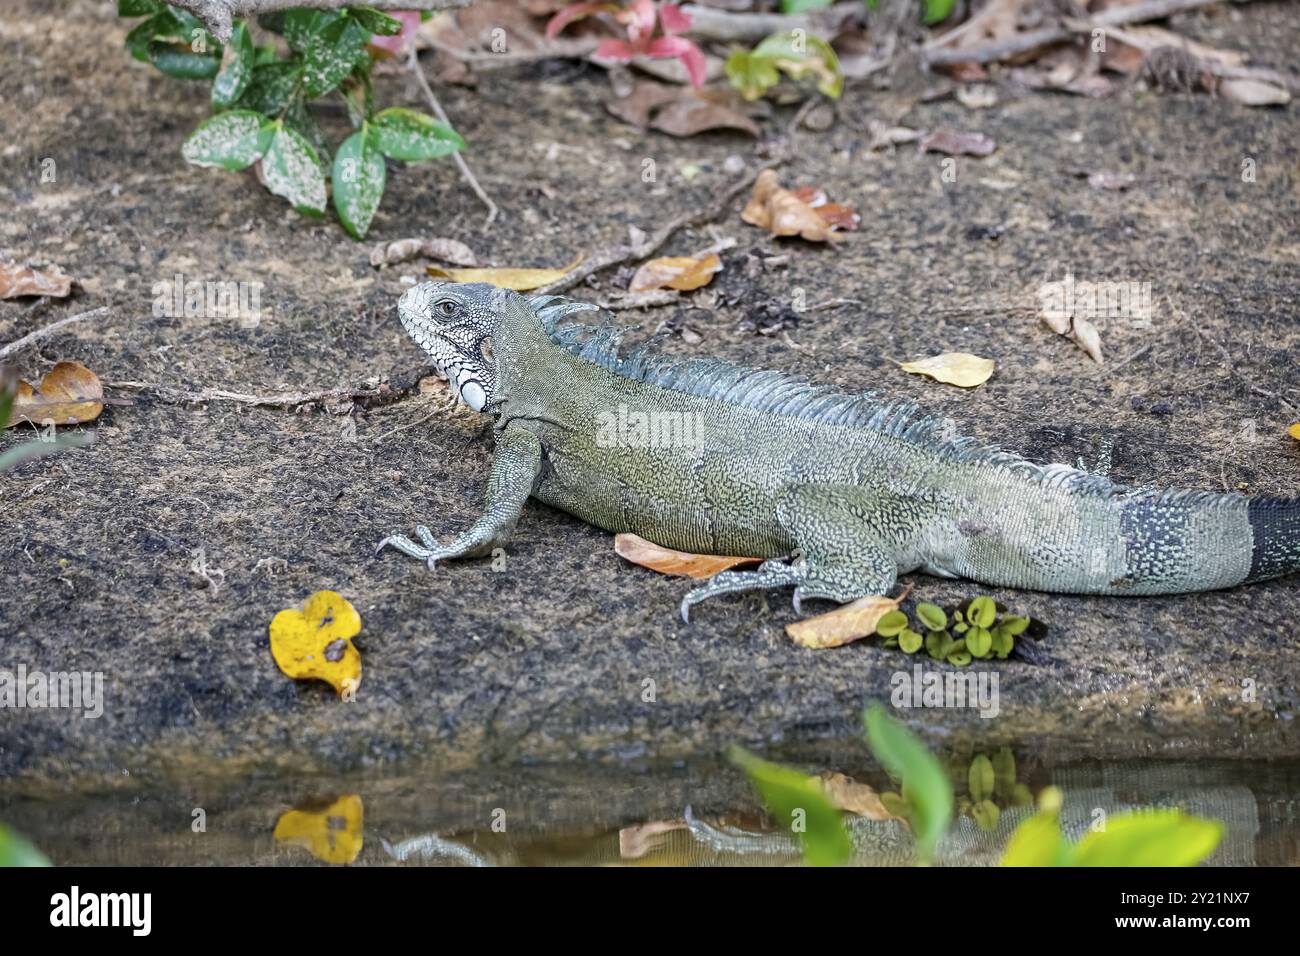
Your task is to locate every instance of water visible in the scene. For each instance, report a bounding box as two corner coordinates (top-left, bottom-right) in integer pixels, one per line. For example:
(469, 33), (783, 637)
(3, 755), (1298, 866)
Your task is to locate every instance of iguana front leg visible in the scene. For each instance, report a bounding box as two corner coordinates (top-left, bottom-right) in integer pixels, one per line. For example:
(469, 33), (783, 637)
(376, 427), (542, 569)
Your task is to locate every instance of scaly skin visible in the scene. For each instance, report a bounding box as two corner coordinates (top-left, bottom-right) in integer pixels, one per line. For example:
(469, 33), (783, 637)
(378, 282), (1299, 620)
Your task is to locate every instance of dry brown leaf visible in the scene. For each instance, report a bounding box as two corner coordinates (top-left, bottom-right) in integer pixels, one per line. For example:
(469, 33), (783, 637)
(1219, 78), (1291, 107)
(819, 773), (903, 820)
(1040, 310), (1104, 363)
(426, 254), (582, 291)
(898, 352), (995, 388)
(919, 129), (997, 157)
(370, 237), (477, 268)
(8, 361), (103, 427)
(785, 589), (910, 649)
(650, 96), (759, 138)
(742, 170), (856, 243)
(1102, 25), (1247, 76)
(614, 532), (761, 580)
(606, 80), (684, 128)
(0, 259), (73, 299)
(629, 253), (722, 293)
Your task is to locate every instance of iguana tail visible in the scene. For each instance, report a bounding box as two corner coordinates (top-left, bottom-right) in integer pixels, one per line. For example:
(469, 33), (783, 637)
(945, 480), (1300, 596)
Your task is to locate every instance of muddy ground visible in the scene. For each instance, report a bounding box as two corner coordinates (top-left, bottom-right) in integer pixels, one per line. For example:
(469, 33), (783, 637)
(1, 1), (1299, 785)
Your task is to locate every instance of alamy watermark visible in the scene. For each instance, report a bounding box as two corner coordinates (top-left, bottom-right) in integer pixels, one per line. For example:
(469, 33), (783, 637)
(151, 272), (263, 328)
(595, 404), (705, 450)
(1037, 271), (1153, 329)
(0, 664), (104, 719)
(890, 664), (999, 718)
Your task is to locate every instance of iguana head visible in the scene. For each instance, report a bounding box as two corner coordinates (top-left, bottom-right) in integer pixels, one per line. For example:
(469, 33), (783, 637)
(397, 281), (510, 412)
(398, 281), (601, 413)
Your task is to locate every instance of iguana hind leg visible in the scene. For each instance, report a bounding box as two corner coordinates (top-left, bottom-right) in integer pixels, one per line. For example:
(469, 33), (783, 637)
(376, 427), (542, 570)
(680, 485), (902, 620)
(679, 559), (806, 622)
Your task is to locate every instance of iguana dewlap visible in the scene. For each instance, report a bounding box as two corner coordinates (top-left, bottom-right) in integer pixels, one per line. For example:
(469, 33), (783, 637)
(378, 281), (1299, 621)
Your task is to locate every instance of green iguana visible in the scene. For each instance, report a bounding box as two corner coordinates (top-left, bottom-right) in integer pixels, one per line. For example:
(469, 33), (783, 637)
(378, 282), (1299, 621)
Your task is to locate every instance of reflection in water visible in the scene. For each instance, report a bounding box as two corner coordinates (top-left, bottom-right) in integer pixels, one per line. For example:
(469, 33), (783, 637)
(1, 758), (1294, 866)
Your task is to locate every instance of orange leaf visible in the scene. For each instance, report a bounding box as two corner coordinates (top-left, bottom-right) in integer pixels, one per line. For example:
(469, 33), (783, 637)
(629, 252), (722, 293)
(1288, 423), (1300, 441)
(7, 361), (103, 427)
(614, 532), (761, 579)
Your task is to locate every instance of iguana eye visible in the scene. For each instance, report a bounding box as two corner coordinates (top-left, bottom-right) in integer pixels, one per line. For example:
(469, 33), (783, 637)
(436, 300), (458, 319)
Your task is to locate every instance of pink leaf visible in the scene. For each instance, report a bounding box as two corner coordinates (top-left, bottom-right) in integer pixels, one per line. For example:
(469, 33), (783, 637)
(545, 2), (616, 40)
(368, 11), (421, 56)
(620, 0), (658, 46)
(645, 35), (707, 87)
(594, 38), (637, 62)
(658, 3), (692, 35)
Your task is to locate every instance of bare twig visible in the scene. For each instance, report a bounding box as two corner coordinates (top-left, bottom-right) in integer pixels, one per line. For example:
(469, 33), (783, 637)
(679, 1), (862, 43)
(372, 393), (460, 441)
(923, 0), (1248, 67)
(168, 0), (470, 42)
(407, 45), (499, 227)
(422, 35), (599, 68)
(536, 158), (786, 296)
(102, 379), (418, 409)
(0, 307), (109, 361)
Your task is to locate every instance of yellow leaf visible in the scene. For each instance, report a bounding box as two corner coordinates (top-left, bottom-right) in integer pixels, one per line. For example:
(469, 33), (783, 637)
(785, 588), (911, 649)
(629, 252), (722, 293)
(898, 352), (995, 388)
(425, 254), (583, 291)
(614, 532), (762, 579)
(7, 361), (104, 427)
(1289, 423), (1300, 441)
(269, 590), (362, 697)
(273, 795), (364, 864)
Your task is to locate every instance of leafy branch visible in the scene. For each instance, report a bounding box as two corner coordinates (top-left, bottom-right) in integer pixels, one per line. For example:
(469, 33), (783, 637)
(118, 3), (465, 238)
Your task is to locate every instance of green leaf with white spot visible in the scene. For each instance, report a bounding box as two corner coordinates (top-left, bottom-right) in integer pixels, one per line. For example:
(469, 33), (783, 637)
(332, 126), (386, 240)
(125, 10), (178, 62)
(730, 747), (851, 867)
(370, 108), (465, 161)
(182, 110), (273, 170)
(260, 9), (342, 52)
(212, 21), (254, 109)
(148, 40), (220, 80)
(261, 122), (327, 215)
(349, 7), (403, 35)
(237, 61), (302, 115)
(301, 16), (369, 97)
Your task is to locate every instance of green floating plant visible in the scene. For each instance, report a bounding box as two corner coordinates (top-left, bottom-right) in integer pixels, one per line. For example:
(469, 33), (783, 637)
(872, 593), (1035, 665)
(117, 3), (464, 238)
